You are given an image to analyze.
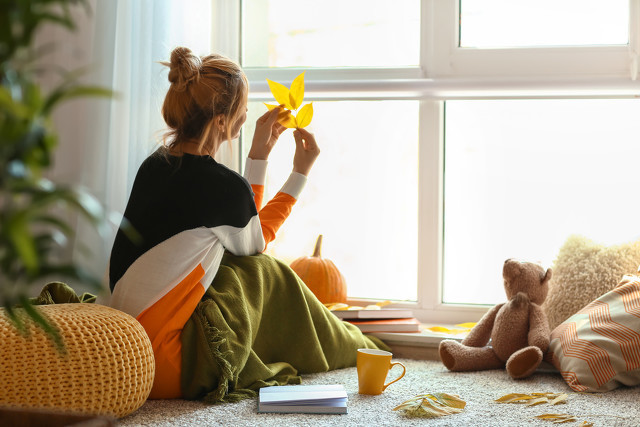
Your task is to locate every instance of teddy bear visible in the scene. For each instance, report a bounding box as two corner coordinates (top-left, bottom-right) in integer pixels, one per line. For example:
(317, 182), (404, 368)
(439, 258), (552, 379)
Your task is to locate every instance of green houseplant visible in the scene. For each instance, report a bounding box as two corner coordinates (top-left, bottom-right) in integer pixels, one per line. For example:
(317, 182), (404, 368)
(0, 0), (112, 346)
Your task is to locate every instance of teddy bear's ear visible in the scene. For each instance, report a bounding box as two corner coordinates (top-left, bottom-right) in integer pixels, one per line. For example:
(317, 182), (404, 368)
(542, 268), (552, 284)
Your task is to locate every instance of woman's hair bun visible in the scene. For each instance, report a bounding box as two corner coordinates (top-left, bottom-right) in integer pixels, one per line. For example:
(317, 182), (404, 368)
(166, 46), (202, 91)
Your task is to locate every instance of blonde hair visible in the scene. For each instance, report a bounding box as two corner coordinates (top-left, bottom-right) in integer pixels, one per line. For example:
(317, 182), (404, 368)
(160, 47), (248, 154)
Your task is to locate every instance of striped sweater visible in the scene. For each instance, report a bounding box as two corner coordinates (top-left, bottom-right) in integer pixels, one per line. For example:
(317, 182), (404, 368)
(108, 149), (305, 398)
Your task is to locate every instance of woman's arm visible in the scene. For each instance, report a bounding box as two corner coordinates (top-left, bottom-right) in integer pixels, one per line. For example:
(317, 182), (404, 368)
(243, 110), (321, 250)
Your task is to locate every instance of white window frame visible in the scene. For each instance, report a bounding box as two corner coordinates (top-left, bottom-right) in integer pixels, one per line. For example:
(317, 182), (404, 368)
(215, 0), (640, 324)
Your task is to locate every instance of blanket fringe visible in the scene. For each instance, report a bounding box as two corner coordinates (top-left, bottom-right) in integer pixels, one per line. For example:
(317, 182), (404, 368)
(194, 303), (257, 404)
(194, 304), (237, 403)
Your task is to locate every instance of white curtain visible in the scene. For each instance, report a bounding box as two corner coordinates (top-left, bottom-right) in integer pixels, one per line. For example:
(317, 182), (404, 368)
(43, 0), (217, 299)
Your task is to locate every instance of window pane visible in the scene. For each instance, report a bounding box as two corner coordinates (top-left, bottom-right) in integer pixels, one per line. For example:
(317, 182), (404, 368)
(242, 0), (420, 68)
(444, 99), (640, 305)
(242, 101), (419, 301)
(460, 0), (629, 48)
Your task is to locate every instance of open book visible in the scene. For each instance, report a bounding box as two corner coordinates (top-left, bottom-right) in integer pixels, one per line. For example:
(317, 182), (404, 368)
(258, 384), (348, 414)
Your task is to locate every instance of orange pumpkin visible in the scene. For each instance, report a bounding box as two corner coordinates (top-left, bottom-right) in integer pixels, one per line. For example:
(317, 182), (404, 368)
(290, 235), (347, 304)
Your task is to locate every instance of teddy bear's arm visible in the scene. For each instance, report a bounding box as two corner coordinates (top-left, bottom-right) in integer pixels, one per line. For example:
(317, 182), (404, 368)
(461, 303), (503, 347)
(528, 303), (551, 352)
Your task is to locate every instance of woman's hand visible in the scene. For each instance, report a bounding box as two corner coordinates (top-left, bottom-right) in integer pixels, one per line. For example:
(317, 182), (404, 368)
(248, 107), (286, 160)
(292, 128), (320, 176)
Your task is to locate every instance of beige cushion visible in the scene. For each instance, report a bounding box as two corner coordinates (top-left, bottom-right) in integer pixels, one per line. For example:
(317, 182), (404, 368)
(546, 275), (640, 392)
(543, 235), (640, 331)
(0, 304), (155, 418)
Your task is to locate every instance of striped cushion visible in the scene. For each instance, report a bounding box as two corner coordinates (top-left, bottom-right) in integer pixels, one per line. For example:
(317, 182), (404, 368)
(547, 274), (640, 392)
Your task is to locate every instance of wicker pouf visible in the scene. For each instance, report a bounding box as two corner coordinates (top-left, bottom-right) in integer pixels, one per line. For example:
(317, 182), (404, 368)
(0, 303), (155, 418)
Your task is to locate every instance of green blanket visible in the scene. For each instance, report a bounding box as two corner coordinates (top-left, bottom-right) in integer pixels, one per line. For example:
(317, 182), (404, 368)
(180, 252), (388, 403)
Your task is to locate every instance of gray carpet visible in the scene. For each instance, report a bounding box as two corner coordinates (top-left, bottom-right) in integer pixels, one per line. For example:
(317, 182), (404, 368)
(119, 359), (640, 426)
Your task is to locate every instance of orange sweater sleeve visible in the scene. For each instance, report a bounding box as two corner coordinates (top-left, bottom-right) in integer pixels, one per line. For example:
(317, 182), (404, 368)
(251, 184), (264, 210)
(258, 191), (297, 247)
(243, 158), (307, 250)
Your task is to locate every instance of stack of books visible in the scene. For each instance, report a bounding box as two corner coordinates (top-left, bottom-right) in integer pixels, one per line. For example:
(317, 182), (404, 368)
(258, 384), (348, 414)
(332, 308), (420, 333)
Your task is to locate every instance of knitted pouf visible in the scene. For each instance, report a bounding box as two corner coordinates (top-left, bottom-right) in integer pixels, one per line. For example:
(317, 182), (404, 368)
(0, 303), (155, 418)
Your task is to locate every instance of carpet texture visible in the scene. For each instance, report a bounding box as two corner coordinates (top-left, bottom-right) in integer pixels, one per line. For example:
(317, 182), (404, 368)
(119, 359), (640, 426)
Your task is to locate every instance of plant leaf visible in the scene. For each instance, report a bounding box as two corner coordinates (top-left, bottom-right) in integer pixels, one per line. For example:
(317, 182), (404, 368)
(526, 396), (549, 406)
(430, 393), (466, 409)
(7, 214), (39, 272)
(295, 102), (313, 129)
(394, 393), (466, 418)
(278, 110), (297, 128)
(19, 295), (65, 354)
(289, 71), (305, 110)
(496, 392), (569, 406)
(549, 393), (568, 405)
(426, 326), (452, 333)
(43, 85), (113, 116)
(456, 322), (477, 328)
(495, 393), (535, 403)
(3, 305), (27, 336)
(535, 414), (578, 424)
(266, 79), (292, 109)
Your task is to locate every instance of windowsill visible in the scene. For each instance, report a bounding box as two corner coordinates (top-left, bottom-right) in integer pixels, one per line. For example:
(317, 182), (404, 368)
(369, 323), (469, 348)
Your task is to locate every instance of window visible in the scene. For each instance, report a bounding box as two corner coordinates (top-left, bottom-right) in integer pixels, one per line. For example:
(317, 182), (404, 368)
(443, 99), (640, 306)
(242, 0), (420, 68)
(244, 100), (419, 301)
(238, 0), (422, 303)
(222, 0), (640, 323)
(460, 0), (629, 48)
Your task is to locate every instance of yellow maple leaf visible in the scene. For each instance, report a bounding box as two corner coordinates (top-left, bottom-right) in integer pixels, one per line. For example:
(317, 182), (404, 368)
(265, 71), (313, 128)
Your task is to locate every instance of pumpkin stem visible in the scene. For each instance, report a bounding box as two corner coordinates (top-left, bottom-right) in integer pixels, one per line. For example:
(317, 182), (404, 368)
(312, 235), (323, 258)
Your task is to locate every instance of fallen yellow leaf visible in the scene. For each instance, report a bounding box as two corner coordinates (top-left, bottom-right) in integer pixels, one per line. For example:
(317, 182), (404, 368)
(375, 300), (392, 307)
(526, 396), (549, 406)
(455, 322), (477, 329)
(535, 414), (578, 424)
(549, 393), (568, 406)
(426, 326), (453, 333)
(394, 393), (466, 418)
(495, 392), (568, 405)
(324, 302), (349, 311)
(495, 393), (535, 403)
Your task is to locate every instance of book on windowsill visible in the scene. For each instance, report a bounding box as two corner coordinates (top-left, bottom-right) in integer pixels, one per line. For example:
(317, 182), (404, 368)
(346, 317), (421, 333)
(331, 308), (414, 320)
(258, 384), (348, 414)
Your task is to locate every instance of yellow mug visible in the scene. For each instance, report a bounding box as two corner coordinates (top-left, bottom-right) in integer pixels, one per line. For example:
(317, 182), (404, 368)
(357, 348), (406, 395)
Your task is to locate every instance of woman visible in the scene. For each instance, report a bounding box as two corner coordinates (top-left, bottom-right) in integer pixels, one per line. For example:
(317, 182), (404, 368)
(108, 47), (384, 401)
